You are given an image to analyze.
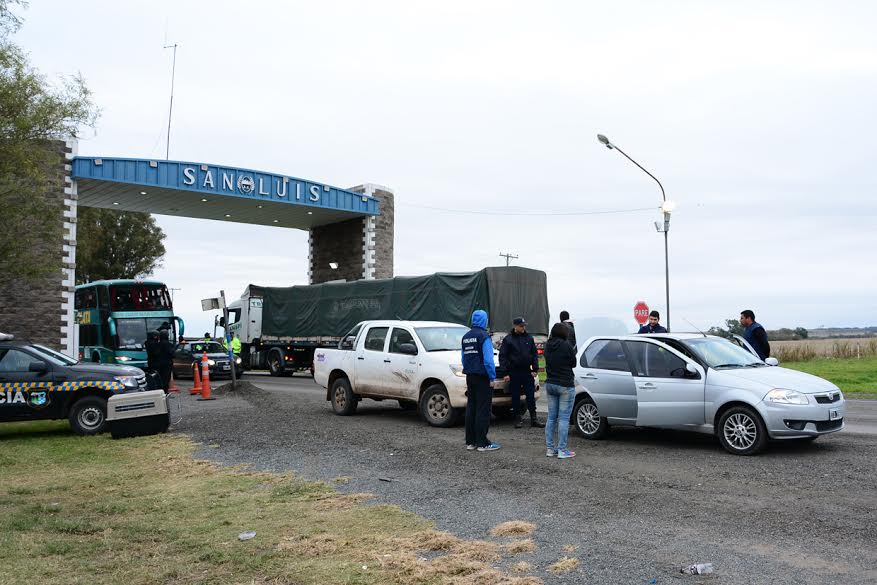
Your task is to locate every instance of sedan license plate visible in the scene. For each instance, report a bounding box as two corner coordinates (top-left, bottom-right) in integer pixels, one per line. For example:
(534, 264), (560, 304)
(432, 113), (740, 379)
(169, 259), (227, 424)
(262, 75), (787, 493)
(829, 409), (840, 420)
(221, 365), (230, 370)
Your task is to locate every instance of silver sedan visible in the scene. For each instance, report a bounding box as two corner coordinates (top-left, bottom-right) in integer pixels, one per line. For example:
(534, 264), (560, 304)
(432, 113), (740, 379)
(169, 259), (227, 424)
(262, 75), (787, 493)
(572, 333), (844, 455)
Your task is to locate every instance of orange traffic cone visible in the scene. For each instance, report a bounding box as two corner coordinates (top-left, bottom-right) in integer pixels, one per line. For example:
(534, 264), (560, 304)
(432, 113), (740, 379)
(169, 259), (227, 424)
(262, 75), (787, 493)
(190, 362), (202, 395)
(197, 351), (215, 401)
(168, 372), (179, 393)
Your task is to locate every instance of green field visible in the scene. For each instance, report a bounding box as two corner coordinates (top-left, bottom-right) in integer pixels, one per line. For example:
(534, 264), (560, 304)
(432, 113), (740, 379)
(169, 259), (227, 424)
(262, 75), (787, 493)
(782, 356), (877, 399)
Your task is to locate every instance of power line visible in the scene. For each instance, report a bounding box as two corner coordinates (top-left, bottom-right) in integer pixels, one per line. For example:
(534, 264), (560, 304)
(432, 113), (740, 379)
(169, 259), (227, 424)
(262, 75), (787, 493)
(398, 203), (658, 216)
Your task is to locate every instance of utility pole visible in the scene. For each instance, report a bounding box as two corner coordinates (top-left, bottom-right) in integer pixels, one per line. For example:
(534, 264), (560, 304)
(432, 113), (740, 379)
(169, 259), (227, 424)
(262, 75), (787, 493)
(499, 252), (518, 267)
(163, 42), (178, 160)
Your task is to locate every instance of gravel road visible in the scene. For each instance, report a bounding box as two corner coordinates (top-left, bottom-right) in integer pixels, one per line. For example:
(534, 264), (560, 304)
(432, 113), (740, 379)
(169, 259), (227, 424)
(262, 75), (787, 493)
(173, 374), (877, 585)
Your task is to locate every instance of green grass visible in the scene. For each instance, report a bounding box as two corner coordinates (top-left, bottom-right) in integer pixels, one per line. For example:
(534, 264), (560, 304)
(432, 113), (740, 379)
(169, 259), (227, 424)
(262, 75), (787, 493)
(782, 356), (877, 399)
(0, 421), (546, 585)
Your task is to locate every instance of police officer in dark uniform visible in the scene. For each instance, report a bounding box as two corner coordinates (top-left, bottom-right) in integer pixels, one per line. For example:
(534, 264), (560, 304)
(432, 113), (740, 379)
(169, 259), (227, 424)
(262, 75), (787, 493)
(155, 329), (175, 391)
(462, 309), (499, 452)
(145, 330), (161, 372)
(499, 317), (543, 429)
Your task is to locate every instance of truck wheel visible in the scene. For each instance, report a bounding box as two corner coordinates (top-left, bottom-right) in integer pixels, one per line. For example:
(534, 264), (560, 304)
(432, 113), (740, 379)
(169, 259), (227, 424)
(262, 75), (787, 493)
(420, 384), (459, 428)
(268, 351), (285, 377)
(69, 396), (108, 435)
(331, 378), (357, 416)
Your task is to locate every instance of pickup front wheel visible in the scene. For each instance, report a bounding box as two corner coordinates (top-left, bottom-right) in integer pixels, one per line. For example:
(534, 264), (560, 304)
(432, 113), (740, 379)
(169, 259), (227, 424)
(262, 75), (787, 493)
(69, 396), (108, 435)
(331, 377), (357, 416)
(420, 384), (459, 428)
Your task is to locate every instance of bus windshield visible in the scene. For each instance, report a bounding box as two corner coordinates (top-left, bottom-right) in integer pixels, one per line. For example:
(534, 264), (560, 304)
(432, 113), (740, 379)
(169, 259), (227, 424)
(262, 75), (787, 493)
(115, 317), (176, 350)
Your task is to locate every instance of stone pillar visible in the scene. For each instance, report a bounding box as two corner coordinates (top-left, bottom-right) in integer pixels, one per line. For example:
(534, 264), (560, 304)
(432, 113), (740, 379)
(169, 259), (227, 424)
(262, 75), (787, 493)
(0, 139), (77, 354)
(308, 184), (394, 284)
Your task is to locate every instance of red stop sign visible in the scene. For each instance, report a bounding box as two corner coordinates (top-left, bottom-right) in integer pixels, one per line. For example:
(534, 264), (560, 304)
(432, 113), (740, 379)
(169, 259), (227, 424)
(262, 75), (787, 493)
(634, 301), (650, 325)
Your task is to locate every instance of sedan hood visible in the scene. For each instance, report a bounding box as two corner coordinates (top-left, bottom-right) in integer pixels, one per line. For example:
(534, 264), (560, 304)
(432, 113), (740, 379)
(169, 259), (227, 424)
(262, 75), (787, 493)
(717, 366), (838, 393)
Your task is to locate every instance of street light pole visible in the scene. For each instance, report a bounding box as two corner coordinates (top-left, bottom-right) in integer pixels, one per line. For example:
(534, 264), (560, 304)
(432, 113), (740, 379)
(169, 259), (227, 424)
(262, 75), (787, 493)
(597, 134), (673, 331)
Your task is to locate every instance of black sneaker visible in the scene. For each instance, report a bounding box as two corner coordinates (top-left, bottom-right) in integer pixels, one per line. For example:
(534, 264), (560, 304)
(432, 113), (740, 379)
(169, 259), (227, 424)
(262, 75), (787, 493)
(514, 418), (523, 429)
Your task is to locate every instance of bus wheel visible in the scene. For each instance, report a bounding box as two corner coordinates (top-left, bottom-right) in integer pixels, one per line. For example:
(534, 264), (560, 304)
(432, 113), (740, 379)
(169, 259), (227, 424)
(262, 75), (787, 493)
(69, 396), (108, 435)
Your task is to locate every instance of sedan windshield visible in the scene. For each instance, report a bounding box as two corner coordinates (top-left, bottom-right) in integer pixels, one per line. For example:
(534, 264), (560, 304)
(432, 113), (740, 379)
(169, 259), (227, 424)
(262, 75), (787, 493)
(415, 326), (469, 352)
(187, 342), (225, 354)
(681, 337), (764, 369)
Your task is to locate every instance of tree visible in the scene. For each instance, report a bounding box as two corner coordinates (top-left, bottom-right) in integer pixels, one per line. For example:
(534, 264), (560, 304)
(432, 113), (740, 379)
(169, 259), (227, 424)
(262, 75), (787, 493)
(0, 0), (98, 281)
(75, 207), (166, 284)
(709, 318), (745, 339)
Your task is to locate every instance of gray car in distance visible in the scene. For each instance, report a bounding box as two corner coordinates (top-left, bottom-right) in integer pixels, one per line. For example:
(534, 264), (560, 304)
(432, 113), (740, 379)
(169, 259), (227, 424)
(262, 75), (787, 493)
(572, 333), (845, 455)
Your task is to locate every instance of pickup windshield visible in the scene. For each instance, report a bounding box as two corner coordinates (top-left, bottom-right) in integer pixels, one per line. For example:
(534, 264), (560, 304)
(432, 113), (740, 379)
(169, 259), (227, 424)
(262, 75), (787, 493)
(415, 326), (469, 352)
(681, 337), (764, 369)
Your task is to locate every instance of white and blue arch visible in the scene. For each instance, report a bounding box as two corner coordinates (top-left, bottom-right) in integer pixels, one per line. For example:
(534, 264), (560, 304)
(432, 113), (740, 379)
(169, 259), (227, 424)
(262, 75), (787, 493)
(72, 157), (380, 228)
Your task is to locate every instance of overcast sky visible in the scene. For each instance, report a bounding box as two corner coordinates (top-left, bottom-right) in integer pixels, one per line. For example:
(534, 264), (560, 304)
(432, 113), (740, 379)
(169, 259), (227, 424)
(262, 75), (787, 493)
(18, 1), (877, 336)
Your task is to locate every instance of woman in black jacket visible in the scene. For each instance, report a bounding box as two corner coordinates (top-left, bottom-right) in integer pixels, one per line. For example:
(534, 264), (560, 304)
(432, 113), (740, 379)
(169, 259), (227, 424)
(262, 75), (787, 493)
(543, 322), (577, 459)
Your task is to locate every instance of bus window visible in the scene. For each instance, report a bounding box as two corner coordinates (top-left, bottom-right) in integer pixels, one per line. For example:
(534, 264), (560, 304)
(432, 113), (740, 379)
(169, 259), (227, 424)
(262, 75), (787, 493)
(74, 288), (97, 310)
(97, 285), (109, 309)
(111, 286), (136, 311)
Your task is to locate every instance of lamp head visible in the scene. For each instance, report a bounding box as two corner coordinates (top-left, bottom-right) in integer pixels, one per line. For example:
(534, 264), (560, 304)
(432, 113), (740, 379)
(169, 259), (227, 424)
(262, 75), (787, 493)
(597, 134), (613, 149)
(661, 200), (677, 214)
(329, 262), (339, 270)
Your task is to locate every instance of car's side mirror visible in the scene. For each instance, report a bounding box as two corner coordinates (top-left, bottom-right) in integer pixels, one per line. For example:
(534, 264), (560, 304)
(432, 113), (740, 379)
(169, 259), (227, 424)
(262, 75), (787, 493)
(399, 343), (418, 356)
(764, 357), (779, 366)
(29, 361), (48, 374)
(682, 363), (701, 379)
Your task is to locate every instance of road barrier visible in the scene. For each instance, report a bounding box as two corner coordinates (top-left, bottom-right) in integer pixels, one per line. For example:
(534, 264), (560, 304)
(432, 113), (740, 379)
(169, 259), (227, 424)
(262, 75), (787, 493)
(191, 362), (202, 395)
(197, 351), (215, 401)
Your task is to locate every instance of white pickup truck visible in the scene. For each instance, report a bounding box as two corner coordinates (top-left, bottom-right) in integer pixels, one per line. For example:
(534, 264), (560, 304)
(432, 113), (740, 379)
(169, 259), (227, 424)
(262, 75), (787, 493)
(313, 320), (540, 427)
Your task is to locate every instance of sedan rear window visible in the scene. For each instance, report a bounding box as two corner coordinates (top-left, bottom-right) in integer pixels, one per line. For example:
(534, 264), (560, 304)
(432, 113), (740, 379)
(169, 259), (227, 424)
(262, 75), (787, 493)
(583, 340), (630, 372)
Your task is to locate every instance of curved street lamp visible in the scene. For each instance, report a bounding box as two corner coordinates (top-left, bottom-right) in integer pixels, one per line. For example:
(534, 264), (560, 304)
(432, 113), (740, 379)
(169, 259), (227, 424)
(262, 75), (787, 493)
(597, 134), (674, 331)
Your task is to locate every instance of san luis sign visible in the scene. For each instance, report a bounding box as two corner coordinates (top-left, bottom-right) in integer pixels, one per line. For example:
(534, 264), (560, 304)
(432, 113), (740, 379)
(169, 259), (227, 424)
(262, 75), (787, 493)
(182, 165), (325, 201)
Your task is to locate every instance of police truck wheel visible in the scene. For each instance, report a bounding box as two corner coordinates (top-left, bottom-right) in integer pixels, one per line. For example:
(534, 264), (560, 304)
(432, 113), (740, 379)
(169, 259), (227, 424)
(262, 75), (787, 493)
(420, 384), (459, 428)
(331, 377), (357, 416)
(69, 396), (108, 435)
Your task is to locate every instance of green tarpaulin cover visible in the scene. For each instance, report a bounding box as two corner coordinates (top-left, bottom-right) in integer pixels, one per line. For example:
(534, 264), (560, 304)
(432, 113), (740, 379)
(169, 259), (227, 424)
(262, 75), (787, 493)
(260, 266), (549, 340)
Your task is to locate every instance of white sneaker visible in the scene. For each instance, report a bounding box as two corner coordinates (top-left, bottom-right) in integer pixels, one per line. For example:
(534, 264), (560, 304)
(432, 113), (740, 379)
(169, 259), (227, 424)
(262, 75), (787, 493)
(466, 444), (477, 451)
(546, 449), (557, 457)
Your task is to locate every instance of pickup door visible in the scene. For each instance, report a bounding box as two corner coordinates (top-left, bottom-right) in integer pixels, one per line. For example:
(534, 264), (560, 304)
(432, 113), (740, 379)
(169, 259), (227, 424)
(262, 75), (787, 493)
(382, 327), (420, 399)
(355, 325), (390, 395)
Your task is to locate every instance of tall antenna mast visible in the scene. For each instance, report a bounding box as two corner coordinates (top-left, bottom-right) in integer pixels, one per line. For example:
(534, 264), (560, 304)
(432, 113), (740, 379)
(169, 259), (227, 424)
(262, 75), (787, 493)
(163, 42), (178, 160)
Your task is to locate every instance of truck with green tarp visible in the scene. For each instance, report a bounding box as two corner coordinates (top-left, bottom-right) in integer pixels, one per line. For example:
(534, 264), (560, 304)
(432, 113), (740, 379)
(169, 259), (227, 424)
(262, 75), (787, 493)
(224, 266), (549, 376)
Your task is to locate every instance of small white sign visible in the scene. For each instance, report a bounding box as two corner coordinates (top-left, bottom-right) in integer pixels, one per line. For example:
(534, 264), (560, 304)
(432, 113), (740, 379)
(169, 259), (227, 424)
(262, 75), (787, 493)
(201, 297), (224, 311)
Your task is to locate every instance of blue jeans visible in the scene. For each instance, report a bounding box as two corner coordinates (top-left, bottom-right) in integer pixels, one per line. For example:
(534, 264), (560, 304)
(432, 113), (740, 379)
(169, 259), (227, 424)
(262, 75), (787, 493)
(545, 382), (575, 451)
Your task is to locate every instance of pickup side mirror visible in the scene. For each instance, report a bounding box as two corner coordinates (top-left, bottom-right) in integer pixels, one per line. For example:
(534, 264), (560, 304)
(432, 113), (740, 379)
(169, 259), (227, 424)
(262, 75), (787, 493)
(339, 336), (356, 350)
(29, 361), (48, 374)
(398, 343), (418, 356)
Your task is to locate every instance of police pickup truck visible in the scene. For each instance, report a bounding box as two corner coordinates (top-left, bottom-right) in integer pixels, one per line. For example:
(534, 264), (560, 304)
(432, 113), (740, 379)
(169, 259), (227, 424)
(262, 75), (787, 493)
(0, 334), (150, 435)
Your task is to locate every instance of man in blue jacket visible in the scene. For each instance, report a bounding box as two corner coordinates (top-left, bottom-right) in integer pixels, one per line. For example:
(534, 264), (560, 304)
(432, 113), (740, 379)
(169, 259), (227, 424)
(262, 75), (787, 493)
(461, 309), (500, 452)
(637, 311), (668, 334)
(740, 309), (771, 360)
(499, 317), (543, 429)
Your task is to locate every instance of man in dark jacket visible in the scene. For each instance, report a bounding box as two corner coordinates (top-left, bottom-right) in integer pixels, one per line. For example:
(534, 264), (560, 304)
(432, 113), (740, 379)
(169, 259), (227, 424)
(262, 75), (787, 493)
(461, 310), (500, 452)
(560, 310), (577, 352)
(155, 329), (176, 391)
(499, 317), (543, 429)
(638, 311), (668, 334)
(145, 330), (161, 372)
(740, 309), (770, 360)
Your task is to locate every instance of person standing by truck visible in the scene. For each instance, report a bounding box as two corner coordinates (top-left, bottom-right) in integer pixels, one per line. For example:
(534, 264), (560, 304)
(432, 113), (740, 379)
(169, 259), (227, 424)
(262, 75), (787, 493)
(462, 310), (500, 452)
(499, 317), (543, 429)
